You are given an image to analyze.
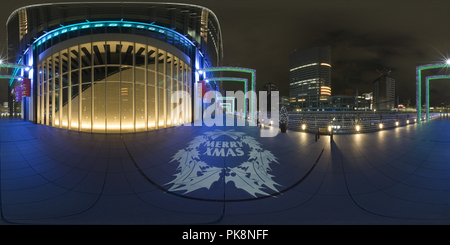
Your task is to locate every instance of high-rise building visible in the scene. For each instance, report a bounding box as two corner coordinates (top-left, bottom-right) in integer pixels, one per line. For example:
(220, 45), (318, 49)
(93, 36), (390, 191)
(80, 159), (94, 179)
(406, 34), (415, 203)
(261, 82), (278, 112)
(372, 68), (395, 111)
(289, 46), (331, 111)
(263, 82), (278, 94)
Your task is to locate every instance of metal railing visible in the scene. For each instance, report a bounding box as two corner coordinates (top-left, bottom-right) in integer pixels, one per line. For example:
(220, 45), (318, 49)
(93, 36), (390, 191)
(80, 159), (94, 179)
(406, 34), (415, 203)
(283, 111), (442, 133)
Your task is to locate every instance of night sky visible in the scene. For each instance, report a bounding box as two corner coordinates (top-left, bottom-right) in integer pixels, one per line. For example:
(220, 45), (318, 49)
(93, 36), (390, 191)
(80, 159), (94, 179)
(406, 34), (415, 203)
(1, 0), (450, 107)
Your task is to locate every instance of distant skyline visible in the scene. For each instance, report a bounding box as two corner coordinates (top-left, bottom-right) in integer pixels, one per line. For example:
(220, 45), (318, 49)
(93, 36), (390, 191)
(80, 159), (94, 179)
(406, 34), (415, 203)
(2, 0), (450, 107)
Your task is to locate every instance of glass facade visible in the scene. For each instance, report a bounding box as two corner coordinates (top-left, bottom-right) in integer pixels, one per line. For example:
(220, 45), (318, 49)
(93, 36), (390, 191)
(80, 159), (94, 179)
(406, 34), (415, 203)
(7, 3), (223, 124)
(289, 47), (332, 111)
(36, 41), (191, 133)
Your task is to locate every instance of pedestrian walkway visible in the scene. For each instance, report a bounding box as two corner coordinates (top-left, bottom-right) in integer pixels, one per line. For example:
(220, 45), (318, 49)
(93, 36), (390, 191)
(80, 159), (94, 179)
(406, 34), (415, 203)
(1, 114), (450, 224)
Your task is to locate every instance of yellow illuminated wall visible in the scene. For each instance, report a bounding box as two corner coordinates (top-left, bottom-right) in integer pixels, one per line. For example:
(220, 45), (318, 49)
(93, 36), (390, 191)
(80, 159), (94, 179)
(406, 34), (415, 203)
(37, 41), (191, 133)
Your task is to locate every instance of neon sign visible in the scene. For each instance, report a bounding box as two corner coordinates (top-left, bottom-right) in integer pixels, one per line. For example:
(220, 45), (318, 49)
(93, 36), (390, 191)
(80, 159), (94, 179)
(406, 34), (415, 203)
(33, 20), (196, 48)
(416, 63), (449, 124)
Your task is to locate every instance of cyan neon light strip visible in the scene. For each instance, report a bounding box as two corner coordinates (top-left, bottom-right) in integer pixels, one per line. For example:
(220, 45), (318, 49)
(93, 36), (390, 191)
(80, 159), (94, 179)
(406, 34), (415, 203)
(33, 20), (195, 48)
(1, 75), (25, 79)
(204, 77), (248, 118)
(425, 75), (450, 121)
(416, 63), (449, 124)
(7, 58), (23, 86)
(8, 68), (20, 86)
(217, 97), (236, 113)
(0, 62), (30, 69)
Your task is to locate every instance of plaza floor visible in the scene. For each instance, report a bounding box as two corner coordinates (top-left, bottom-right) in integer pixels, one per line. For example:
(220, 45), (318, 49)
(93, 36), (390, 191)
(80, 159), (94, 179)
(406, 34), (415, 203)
(1, 114), (450, 225)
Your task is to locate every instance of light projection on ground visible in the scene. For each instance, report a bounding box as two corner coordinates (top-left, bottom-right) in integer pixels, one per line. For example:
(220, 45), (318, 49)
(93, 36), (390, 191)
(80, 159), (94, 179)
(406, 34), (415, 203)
(164, 129), (281, 199)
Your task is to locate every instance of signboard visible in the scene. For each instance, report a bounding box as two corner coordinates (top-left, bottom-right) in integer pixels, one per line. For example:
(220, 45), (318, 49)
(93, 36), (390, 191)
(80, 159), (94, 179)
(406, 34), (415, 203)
(15, 86), (22, 102)
(197, 81), (206, 99)
(22, 78), (31, 97)
(204, 88), (211, 102)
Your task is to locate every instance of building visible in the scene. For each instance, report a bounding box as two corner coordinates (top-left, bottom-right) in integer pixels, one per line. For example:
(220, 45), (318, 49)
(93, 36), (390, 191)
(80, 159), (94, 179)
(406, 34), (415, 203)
(372, 68), (395, 111)
(263, 82), (278, 94)
(279, 95), (289, 110)
(262, 82), (278, 112)
(1, 102), (8, 114)
(341, 89), (372, 111)
(6, 2), (223, 133)
(331, 95), (354, 111)
(356, 92), (373, 111)
(289, 46), (332, 111)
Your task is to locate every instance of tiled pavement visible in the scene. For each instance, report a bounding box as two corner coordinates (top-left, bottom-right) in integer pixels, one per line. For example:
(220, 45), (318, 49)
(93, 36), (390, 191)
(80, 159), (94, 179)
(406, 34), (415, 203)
(1, 114), (450, 225)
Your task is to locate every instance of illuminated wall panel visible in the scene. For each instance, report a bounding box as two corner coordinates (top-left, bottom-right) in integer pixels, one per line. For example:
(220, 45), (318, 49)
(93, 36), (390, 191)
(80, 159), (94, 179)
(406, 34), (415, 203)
(37, 41), (191, 133)
(93, 81), (106, 133)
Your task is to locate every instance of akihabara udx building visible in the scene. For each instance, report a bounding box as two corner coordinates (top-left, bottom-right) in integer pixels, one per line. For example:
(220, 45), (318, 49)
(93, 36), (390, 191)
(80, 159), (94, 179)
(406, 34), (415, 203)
(6, 2), (223, 133)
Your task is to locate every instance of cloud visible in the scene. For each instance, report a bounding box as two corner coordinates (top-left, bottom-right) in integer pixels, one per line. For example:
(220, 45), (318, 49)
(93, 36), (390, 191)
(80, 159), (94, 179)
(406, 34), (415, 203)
(301, 29), (426, 97)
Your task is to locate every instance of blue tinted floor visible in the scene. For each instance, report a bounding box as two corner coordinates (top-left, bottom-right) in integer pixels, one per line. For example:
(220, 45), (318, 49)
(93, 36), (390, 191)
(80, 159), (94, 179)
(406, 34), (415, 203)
(1, 114), (450, 225)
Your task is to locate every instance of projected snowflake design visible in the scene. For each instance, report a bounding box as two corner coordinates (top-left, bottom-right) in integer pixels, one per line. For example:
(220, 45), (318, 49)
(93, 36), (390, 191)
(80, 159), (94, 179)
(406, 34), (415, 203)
(164, 129), (281, 198)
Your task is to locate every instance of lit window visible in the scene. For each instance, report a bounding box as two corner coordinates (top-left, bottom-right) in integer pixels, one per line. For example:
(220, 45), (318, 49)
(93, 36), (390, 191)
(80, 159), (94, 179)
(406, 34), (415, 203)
(289, 63), (319, 72)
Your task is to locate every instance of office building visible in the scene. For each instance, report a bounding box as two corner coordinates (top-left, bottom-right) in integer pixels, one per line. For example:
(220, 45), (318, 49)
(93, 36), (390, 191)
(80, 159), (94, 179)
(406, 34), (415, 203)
(289, 46), (331, 111)
(372, 68), (395, 111)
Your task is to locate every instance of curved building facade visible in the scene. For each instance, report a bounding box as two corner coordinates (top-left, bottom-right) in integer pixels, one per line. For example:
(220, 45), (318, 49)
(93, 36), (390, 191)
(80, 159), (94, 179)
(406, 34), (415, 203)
(6, 2), (223, 133)
(289, 47), (331, 111)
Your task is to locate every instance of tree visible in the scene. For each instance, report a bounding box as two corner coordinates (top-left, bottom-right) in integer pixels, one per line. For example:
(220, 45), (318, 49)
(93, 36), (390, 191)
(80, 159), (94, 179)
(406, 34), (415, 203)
(280, 106), (288, 124)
